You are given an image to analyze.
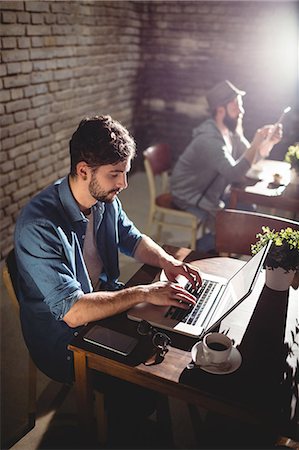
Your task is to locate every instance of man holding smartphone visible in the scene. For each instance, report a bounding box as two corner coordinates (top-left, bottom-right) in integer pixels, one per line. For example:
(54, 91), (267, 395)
(14, 115), (201, 445)
(171, 80), (283, 252)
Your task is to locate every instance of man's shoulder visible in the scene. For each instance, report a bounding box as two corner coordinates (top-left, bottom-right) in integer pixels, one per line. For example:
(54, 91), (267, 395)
(191, 119), (223, 150)
(192, 118), (218, 137)
(16, 178), (65, 225)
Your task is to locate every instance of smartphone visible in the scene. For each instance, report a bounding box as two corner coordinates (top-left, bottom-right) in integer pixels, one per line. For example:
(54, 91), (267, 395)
(266, 106), (291, 142)
(83, 325), (138, 356)
(275, 106), (291, 124)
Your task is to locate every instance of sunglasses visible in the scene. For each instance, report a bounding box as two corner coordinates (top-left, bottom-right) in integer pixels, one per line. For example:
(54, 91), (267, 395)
(137, 320), (171, 365)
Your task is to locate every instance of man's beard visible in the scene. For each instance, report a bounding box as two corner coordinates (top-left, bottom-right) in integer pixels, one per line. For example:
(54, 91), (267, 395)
(89, 173), (120, 203)
(223, 109), (238, 133)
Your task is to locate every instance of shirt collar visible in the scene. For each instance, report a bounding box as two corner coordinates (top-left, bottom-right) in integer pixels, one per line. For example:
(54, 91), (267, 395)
(57, 177), (105, 223)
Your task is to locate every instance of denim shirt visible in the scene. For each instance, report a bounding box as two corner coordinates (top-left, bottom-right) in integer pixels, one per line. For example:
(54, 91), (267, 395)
(14, 177), (142, 383)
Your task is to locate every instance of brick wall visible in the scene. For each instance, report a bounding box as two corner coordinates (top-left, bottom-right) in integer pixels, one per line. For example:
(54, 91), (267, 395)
(135, 1), (299, 162)
(1, 0), (142, 260)
(1, 0), (298, 261)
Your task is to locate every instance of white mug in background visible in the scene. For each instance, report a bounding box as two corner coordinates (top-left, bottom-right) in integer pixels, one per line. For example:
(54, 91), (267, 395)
(202, 332), (232, 365)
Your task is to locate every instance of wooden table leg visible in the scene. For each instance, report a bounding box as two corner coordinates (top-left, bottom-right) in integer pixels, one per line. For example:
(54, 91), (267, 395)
(72, 350), (95, 438)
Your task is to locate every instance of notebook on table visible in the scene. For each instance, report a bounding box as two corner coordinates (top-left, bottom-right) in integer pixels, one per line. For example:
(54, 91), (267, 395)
(127, 242), (271, 339)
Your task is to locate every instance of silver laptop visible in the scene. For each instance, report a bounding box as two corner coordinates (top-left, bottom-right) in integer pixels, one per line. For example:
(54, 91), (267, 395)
(127, 242), (270, 338)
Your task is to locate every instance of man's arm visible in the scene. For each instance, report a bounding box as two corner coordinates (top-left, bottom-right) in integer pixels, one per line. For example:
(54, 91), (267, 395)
(63, 235), (201, 328)
(215, 124), (283, 182)
(243, 124), (283, 164)
(134, 234), (201, 284)
(63, 278), (197, 328)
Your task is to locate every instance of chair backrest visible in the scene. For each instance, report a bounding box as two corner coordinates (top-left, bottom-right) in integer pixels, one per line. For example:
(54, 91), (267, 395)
(143, 143), (172, 176)
(215, 209), (299, 256)
(2, 249), (19, 313)
(143, 143), (173, 203)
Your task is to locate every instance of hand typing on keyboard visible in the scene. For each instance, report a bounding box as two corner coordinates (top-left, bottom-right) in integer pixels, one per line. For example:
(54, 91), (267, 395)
(165, 279), (217, 323)
(160, 258), (202, 291)
(141, 280), (197, 309)
(138, 249), (202, 310)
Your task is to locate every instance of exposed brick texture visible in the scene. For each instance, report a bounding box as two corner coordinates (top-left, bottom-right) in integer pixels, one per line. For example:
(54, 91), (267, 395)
(1, 1), (298, 261)
(135, 1), (299, 162)
(1, 0), (142, 259)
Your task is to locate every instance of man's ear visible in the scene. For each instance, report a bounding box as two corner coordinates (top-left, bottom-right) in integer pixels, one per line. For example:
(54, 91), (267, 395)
(217, 105), (226, 118)
(76, 161), (89, 181)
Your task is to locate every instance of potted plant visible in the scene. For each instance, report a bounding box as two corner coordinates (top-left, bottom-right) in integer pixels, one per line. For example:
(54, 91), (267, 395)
(284, 143), (299, 184)
(251, 226), (299, 290)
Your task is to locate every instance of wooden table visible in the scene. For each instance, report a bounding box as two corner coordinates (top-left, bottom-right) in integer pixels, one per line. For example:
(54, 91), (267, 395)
(69, 246), (298, 445)
(229, 160), (299, 216)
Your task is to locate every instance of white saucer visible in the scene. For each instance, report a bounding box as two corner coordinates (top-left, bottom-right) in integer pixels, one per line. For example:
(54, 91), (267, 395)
(191, 342), (242, 375)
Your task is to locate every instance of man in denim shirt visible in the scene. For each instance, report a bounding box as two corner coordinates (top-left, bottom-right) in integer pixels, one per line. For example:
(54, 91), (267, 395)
(14, 115), (200, 442)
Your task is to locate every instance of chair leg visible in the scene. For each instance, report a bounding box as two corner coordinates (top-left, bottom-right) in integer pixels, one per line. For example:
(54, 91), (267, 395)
(147, 206), (156, 235)
(156, 224), (163, 243)
(94, 390), (107, 445)
(155, 212), (164, 243)
(191, 223), (197, 250)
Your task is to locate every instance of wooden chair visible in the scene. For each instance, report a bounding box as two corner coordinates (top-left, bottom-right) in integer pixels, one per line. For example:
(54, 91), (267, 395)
(215, 209), (299, 256)
(2, 249), (107, 444)
(2, 250), (40, 430)
(143, 143), (202, 250)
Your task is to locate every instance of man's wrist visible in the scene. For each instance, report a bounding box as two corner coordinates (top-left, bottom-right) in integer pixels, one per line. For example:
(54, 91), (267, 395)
(244, 142), (259, 164)
(159, 254), (177, 271)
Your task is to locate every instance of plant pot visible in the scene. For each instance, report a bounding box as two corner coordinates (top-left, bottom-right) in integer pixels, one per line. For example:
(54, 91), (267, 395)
(265, 266), (295, 291)
(290, 168), (299, 185)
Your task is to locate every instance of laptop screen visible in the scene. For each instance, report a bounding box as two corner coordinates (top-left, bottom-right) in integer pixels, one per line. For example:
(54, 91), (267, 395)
(230, 247), (265, 300)
(202, 241), (270, 336)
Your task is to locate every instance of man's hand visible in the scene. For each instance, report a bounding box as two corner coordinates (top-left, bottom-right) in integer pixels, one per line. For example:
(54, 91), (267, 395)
(133, 235), (202, 308)
(253, 124), (283, 158)
(161, 258), (202, 291)
(141, 281), (197, 309)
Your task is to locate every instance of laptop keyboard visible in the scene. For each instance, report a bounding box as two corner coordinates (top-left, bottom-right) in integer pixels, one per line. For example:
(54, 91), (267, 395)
(164, 279), (217, 325)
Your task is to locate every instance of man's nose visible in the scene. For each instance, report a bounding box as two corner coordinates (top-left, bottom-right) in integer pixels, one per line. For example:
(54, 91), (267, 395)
(119, 173), (128, 189)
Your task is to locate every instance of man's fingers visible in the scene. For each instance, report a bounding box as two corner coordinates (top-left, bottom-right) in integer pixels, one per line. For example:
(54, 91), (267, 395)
(169, 299), (193, 310)
(183, 264), (202, 286)
(170, 283), (196, 305)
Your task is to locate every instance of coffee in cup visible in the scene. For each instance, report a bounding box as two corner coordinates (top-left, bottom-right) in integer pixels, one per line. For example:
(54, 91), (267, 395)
(202, 332), (232, 365)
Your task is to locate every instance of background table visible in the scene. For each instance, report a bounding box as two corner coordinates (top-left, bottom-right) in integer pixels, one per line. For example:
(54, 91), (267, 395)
(229, 160), (299, 216)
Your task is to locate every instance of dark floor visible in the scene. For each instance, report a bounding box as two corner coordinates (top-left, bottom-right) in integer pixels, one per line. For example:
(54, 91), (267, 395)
(27, 407), (294, 450)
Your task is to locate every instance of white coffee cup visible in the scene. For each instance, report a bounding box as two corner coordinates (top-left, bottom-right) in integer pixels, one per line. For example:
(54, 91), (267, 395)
(202, 332), (233, 365)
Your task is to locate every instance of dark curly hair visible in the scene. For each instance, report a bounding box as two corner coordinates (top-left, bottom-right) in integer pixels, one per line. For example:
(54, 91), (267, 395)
(69, 115), (136, 176)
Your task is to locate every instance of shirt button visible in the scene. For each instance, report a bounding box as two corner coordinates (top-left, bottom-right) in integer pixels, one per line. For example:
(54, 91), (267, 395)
(74, 331), (79, 336)
(67, 356), (71, 361)
(82, 235), (85, 239)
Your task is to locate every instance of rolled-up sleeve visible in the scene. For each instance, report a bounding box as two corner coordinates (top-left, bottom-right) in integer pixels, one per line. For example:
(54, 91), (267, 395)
(15, 220), (85, 320)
